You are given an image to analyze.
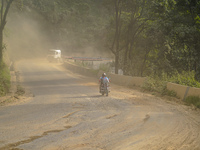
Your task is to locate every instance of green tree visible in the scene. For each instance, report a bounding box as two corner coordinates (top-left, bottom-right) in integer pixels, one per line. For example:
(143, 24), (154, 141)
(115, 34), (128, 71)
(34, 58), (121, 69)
(105, 0), (158, 75)
(0, 0), (14, 63)
(109, 0), (122, 74)
(154, 0), (200, 78)
(121, 0), (155, 76)
(11, 0), (200, 81)
(174, 0), (200, 80)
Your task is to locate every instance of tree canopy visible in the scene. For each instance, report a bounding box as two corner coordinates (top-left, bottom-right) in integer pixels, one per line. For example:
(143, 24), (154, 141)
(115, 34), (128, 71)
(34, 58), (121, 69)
(0, 0), (14, 63)
(6, 0), (200, 80)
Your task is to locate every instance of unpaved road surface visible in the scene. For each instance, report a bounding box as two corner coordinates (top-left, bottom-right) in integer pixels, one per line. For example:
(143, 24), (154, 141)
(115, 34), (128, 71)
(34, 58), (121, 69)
(0, 59), (200, 150)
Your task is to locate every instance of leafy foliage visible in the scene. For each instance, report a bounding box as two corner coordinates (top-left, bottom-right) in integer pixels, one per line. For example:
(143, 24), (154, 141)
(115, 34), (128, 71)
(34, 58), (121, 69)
(142, 76), (169, 95)
(7, 0), (200, 86)
(142, 71), (200, 96)
(185, 96), (200, 109)
(0, 0), (14, 62)
(0, 62), (10, 96)
(101, 0), (200, 80)
(168, 71), (200, 88)
(15, 85), (25, 96)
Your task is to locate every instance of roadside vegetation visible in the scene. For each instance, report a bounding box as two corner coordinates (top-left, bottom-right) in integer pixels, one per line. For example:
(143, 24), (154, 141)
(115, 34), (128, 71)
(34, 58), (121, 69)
(185, 96), (200, 109)
(0, 62), (10, 96)
(142, 72), (200, 109)
(142, 76), (175, 97)
(15, 85), (25, 96)
(142, 71), (200, 94)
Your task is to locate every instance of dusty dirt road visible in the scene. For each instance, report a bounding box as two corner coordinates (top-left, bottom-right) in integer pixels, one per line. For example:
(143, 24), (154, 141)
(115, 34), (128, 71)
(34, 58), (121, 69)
(0, 59), (200, 150)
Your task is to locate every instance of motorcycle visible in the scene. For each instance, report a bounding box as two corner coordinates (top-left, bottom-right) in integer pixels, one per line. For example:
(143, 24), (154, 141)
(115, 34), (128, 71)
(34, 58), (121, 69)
(100, 82), (110, 96)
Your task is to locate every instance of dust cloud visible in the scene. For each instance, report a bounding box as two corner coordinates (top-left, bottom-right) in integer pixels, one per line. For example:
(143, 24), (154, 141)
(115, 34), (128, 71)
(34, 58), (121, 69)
(5, 9), (53, 61)
(5, 7), (113, 62)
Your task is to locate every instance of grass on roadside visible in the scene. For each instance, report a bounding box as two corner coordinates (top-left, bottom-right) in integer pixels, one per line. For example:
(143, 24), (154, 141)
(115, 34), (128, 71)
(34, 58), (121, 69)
(185, 96), (200, 109)
(15, 85), (25, 96)
(168, 71), (200, 88)
(142, 76), (177, 97)
(142, 73), (200, 109)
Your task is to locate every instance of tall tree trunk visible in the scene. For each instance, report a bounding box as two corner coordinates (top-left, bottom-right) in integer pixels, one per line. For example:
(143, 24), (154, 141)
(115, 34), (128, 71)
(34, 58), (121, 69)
(115, 52), (119, 74)
(0, 30), (2, 62)
(123, 43), (129, 75)
(0, 0), (14, 63)
(140, 51), (148, 76)
(114, 0), (122, 74)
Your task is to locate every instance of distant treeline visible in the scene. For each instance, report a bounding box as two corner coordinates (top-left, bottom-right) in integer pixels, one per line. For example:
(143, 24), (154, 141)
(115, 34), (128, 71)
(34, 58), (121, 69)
(11, 0), (200, 80)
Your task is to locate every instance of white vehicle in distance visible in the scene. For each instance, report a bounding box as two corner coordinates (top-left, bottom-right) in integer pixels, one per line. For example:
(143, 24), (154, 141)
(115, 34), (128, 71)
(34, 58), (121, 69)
(47, 49), (62, 63)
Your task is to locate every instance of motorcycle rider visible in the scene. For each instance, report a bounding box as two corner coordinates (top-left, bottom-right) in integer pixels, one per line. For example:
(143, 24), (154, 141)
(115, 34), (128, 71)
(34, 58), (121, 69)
(99, 73), (109, 95)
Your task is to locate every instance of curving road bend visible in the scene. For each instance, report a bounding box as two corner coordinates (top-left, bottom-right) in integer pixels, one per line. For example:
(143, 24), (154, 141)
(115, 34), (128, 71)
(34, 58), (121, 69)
(0, 59), (200, 150)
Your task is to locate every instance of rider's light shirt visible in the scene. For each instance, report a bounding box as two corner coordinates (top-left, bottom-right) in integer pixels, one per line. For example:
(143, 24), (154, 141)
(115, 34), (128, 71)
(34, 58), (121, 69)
(100, 77), (109, 84)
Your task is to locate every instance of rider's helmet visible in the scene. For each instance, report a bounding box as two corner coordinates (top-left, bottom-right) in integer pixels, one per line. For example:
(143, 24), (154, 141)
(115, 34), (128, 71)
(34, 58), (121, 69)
(102, 73), (106, 77)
